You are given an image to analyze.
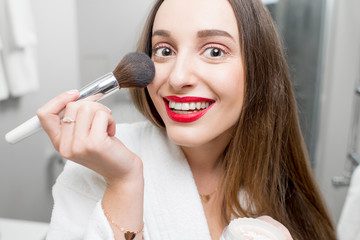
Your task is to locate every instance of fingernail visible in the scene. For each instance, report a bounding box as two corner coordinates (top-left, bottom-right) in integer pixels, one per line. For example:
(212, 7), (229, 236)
(66, 89), (78, 95)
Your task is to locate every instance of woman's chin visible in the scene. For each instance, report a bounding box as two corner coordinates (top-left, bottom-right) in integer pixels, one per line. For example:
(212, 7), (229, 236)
(166, 128), (205, 148)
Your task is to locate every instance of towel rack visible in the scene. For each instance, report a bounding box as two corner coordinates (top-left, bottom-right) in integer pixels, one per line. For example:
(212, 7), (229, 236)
(332, 152), (360, 187)
(332, 86), (360, 187)
(348, 152), (360, 166)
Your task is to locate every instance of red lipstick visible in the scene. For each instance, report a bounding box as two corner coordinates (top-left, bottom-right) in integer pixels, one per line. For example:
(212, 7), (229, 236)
(164, 96), (215, 123)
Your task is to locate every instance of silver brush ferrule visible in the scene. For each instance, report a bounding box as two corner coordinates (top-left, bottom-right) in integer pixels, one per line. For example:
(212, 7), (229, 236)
(77, 72), (119, 101)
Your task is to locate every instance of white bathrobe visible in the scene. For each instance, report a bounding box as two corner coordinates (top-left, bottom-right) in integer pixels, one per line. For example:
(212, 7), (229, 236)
(46, 121), (212, 240)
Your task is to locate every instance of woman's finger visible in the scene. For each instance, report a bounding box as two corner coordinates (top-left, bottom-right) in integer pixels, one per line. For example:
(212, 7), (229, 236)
(73, 102), (112, 140)
(89, 110), (116, 139)
(73, 104), (97, 140)
(58, 102), (78, 158)
(37, 90), (79, 116)
(37, 90), (79, 147)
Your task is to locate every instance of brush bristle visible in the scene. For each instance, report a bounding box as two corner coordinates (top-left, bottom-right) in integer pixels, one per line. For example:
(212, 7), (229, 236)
(112, 52), (155, 88)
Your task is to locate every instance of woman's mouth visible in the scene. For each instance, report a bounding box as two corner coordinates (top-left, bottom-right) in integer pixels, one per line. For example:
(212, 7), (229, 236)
(164, 96), (215, 122)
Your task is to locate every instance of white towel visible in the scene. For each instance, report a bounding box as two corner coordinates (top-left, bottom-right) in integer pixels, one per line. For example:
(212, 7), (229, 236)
(4, 0), (39, 97)
(337, 166), (360, 240)
(6, 0), (37, 48)
(5, 47), (39, 97)
(0, 34), (10, 101)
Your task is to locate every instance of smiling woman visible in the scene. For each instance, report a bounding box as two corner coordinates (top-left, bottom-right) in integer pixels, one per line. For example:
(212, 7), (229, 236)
(39, 0), (336, 240)
(131, 0), (337, 239)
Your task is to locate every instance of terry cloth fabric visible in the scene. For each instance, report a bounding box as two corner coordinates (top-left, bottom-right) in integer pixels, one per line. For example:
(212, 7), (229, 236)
(337, 166), (360, 240)
(4, 0), (39, 97)
(46, 121), (212, 240)
(0, 33), (9, 101)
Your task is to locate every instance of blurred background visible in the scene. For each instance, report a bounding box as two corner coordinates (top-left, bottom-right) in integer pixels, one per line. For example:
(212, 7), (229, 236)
(0, 0), (359, 238)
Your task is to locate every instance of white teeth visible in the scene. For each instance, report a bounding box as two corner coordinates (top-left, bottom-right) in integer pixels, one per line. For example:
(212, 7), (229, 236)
(168, 101), (212, 111)
(196, 102), (201, 110)
(169, 101), (175, 108)
(181, 103), (190, 110)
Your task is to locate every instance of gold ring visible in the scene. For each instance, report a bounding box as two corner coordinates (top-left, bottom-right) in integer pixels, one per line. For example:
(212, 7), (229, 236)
(62, 116), (76, 124)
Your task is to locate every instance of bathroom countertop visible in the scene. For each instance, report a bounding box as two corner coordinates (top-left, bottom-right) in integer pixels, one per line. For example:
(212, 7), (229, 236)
(0, 218), (49, 240)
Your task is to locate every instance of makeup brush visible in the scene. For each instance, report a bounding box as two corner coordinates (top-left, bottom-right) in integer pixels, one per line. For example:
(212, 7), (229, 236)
(5, 52), (155, 144)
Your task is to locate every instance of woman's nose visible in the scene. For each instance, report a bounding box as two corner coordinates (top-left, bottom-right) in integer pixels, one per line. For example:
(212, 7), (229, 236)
(168, 53), (197, 92)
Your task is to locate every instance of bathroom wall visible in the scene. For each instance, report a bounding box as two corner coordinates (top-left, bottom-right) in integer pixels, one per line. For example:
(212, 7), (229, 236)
(0, 0), (80, 222)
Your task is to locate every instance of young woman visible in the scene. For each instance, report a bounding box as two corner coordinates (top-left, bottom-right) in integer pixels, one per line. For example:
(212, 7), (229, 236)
(38, 0), (336, 239)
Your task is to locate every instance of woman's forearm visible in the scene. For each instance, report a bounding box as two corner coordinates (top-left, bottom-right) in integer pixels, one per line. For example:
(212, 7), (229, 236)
(102, 168), (144, 240)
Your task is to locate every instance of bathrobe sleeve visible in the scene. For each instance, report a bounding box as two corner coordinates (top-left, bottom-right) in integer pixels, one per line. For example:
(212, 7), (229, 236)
(46, 122), (151, 240)
(46, 161), (115, 240)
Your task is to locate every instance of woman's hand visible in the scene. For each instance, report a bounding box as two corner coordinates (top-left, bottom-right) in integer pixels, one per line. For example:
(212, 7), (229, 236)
(38, 90), (144, 239)
(36, 90), (143, 185)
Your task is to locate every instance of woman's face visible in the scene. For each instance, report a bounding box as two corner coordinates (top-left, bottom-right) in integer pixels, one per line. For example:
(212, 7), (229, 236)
(147, 0), (245, 148)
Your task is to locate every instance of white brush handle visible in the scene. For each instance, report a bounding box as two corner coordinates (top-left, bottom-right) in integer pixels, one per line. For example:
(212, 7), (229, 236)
(5, 116), (42, 144)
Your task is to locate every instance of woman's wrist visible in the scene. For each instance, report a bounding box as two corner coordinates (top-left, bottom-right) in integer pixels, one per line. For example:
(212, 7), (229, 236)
(105, 172), (144, 196)
(102, 171), (144, 240)
(104, 154), (144, 190)
(103, 161), (144, 214)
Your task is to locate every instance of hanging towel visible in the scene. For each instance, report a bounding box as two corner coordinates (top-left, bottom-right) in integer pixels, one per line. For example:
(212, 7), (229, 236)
(6, 0), (37, 48)
(337, 166), (360, 240)
(4, 0), (39, 97)
(0, 33), (10, 101)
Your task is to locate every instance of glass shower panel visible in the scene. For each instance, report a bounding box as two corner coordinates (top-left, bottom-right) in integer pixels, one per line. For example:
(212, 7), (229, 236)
(266, 0), (325, 165)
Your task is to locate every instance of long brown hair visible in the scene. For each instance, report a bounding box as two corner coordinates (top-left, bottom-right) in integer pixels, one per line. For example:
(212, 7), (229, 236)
(130, 0), (336, 239)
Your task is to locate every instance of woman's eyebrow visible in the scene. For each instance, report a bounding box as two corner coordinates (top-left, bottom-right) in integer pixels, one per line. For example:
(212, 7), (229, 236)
(152, 29), (171, 37)
(153, 29), (235, 40)
(197, 29), (234, 40)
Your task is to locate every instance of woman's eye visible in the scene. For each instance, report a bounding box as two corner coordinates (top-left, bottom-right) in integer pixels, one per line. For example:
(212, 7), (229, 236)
(154, 47), (174, 57)
(203, 48), (225, 58)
